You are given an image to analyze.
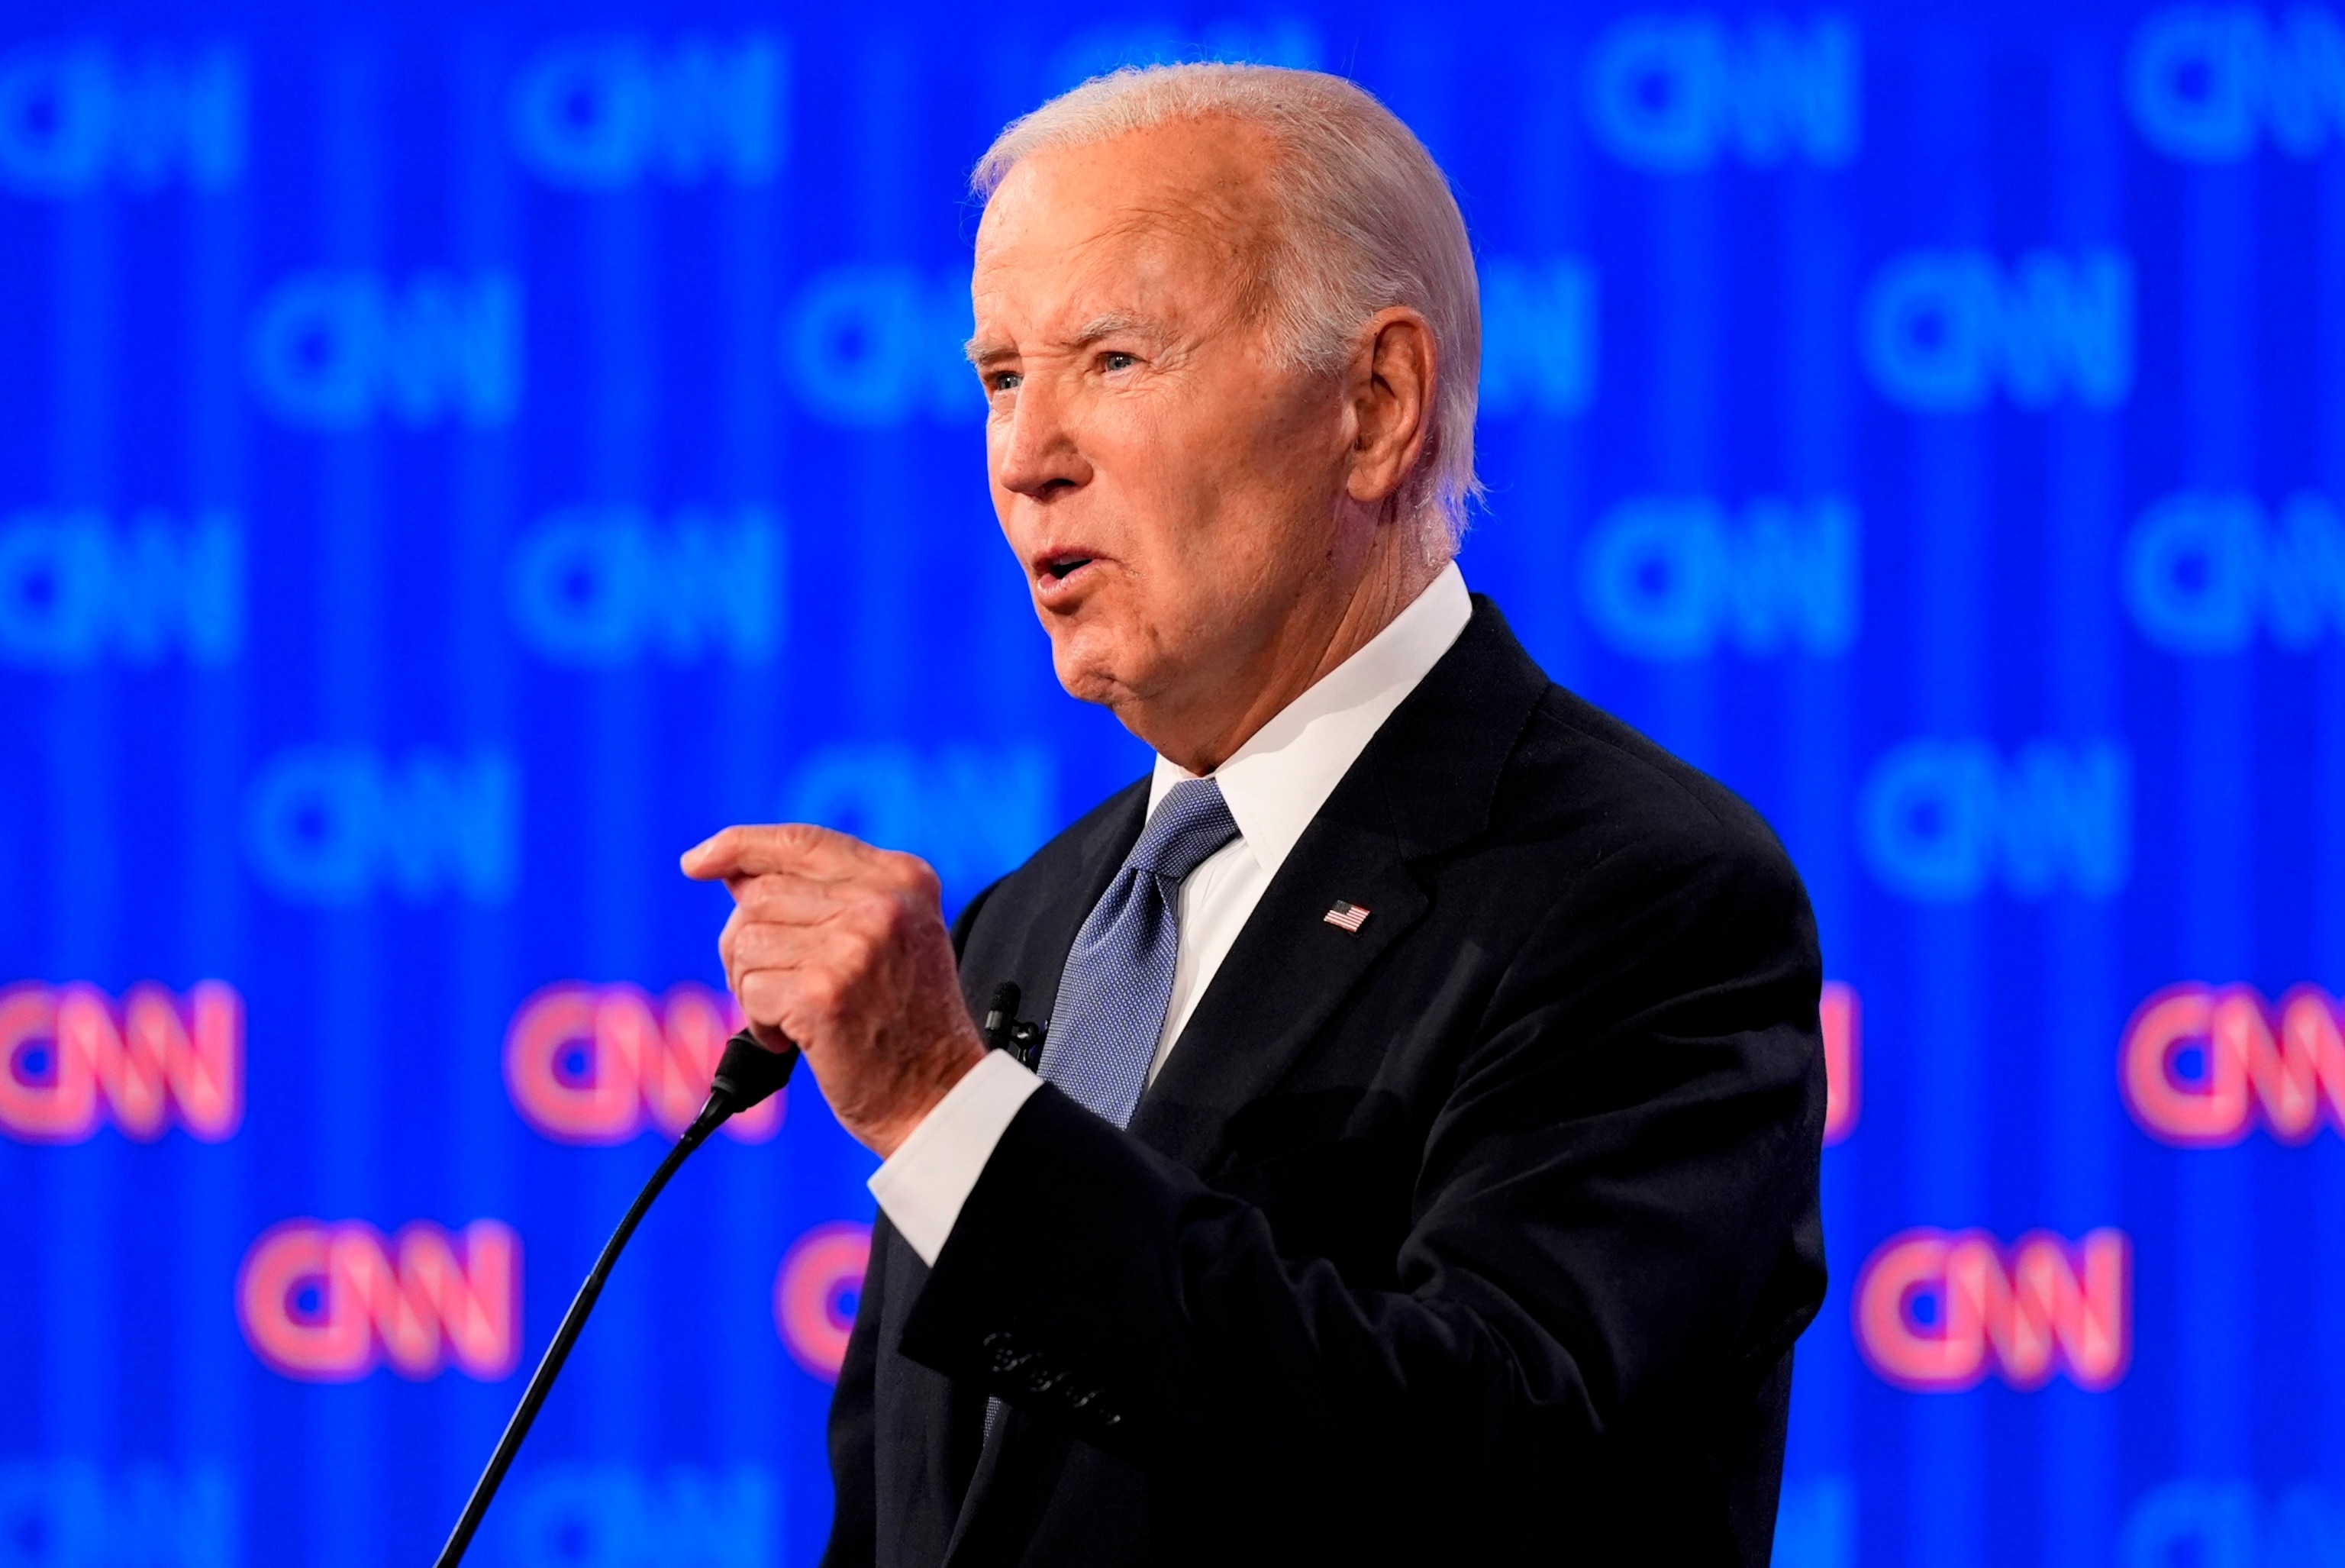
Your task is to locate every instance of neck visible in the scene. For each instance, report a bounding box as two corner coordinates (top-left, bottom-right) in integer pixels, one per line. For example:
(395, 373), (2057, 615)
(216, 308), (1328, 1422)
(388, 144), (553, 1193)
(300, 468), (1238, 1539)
(1129, 523), (1446, 776)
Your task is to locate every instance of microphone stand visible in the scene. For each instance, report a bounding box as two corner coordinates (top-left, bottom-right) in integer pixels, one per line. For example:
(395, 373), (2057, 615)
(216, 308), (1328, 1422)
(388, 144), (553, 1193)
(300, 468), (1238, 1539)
(432, 1031), (798, 1567)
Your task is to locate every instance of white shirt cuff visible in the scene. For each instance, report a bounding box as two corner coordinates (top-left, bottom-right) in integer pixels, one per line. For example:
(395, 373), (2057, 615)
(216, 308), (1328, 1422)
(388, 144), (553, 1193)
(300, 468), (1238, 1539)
(866, 1049), (1043, 1266)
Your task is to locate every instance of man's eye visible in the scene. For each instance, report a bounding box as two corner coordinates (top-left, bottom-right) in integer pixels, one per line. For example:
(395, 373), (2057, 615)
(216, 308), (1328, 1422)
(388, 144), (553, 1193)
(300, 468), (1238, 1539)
(1101, 352), (1137, 373)
(990, 372), (1022, 392)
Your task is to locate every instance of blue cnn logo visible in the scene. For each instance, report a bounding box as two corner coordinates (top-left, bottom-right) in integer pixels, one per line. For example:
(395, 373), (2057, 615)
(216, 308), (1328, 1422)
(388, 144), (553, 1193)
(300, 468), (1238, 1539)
(2128, 6), (2345, 161)
(246, 272), (521, 430)
(1860, 739), (2131, 903)
(0, 510), (240, 670)
(782, 268), (973, 427)
(1862, 250), (2133, 413)
(781, 744), (1056, 908)
(0, 1460), (235, 1566)
(0, 42), (243, 195)
(243, 747), (520, 907)
(1583, 14), (1859, 172)
(508, 34), (785, 189)
(492, 1464), (776, 1567)
(1480, 258), (1598, 419)
(2123, 491), (2345, 654)
(508, 508), (784, 668)
(2121, 1482), (2345, 1567)
(1579, 496), (1857, 660)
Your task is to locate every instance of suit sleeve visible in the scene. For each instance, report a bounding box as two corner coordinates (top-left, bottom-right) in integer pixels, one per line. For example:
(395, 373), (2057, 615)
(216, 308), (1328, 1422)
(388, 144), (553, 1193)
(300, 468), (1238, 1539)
(894, 821), (1827, 1559)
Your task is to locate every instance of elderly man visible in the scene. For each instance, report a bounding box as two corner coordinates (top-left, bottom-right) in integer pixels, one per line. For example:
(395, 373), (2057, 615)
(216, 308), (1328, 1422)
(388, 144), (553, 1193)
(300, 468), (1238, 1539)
(684, 63), (1825, 1566)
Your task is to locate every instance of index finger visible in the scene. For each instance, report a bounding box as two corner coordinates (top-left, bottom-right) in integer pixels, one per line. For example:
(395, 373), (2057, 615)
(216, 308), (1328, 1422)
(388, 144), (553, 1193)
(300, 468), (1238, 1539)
(680, 821), (883, 883)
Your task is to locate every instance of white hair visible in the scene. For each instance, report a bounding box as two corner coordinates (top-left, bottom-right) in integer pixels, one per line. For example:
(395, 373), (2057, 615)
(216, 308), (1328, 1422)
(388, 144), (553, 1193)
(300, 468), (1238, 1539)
(974, 63), (1482, 551)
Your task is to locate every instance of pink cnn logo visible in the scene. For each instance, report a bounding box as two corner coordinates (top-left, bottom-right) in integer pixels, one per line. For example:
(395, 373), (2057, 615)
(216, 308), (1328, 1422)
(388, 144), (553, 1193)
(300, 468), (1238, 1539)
(237, 1218), (520, 1382)
(1854, 1227), (2130, 1393)
(0, 981), (243, 1144)
(505, 982), (780, 1144)
(2121, 983), (2345, 1147)
(1821, 981), (1860, 1145)
(774, 1222), (869, 1382)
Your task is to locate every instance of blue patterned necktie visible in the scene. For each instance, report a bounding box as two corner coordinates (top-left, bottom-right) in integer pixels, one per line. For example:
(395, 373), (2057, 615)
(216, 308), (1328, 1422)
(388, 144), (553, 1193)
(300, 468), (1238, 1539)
(1043, 776), (1241, 1128)
(982, 779), (1238, 1444)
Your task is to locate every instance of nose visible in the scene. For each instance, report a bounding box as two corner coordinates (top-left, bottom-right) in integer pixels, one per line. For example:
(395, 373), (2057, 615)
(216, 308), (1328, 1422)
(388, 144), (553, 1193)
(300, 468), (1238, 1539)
(992, 373), (1091, 502)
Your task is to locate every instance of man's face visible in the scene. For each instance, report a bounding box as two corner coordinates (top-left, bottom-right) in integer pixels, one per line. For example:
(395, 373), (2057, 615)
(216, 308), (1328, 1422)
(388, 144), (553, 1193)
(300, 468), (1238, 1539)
(969, 121), (1356, 729)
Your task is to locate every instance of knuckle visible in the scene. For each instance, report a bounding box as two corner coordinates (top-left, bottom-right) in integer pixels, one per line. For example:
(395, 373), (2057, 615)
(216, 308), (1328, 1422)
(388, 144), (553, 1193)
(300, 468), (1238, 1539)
(739, 970), (785, 1018)
(796, 970), (843, 1018)
(889, 851), (942, 901)
(776, 821), (831, 854)
(727, 922), (768, 966)
(734, 876), (782, 919)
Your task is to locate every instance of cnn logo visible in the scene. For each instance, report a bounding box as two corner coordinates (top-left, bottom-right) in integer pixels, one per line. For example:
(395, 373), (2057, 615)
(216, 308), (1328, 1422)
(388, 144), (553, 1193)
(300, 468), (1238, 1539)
(775, 1223), (869, 1382)
(237, 1219), (519, 1382)
(1855, 1227), (2130, 1392)
(1821, 980), (1860, 1144)
(0, 981), (241, 1143)
(2122, 983), (2345, 1146)
(505, 982), (779, 1144)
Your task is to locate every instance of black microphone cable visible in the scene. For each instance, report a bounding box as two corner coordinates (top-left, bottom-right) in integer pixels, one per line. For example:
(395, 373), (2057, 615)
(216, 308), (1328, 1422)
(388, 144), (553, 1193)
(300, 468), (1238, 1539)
(433, 1030), (799, 1567)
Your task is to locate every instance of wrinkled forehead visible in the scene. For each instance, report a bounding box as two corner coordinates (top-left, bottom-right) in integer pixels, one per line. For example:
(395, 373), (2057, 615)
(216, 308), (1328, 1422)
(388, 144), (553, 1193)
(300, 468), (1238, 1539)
(971, 121), (1282, 332)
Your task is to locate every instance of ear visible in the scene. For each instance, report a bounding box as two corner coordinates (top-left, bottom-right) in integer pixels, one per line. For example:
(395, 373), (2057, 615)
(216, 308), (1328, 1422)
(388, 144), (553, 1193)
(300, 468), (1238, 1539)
(1343, 308), (1437, 514)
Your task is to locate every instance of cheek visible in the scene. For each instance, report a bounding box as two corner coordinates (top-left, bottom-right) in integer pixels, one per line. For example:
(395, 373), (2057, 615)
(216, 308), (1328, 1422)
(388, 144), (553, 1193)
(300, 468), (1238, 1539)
(1146, 386), (1340, 540)
(1058, 372), (1343, 617)
(1095, 440), (1249, 588)
(985, 423), (1018, 512)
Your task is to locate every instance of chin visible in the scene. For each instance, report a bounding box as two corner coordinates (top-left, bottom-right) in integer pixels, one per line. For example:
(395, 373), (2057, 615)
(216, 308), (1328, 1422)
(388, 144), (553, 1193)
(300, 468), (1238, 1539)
(1051, 650), (1125, 708)
(1048, 625), (1148, 710)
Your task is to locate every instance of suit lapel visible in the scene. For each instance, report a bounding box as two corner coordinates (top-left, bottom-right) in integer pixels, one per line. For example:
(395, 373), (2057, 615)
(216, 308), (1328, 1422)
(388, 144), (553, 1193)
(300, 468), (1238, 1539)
(1127, 802), (1427, 1173)
(1128, 597), (1549, 1176)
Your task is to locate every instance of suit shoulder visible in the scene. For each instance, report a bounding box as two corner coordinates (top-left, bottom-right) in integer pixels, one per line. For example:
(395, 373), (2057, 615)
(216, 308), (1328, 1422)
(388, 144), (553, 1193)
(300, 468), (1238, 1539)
(1473, 685), (1821, 1000)
(1498, 682), (1800, 893)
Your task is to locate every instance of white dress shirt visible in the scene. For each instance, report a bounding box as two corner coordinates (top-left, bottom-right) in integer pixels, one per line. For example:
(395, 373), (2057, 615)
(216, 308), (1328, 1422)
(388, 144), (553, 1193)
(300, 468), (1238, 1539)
(867, 563), (1473, 1264)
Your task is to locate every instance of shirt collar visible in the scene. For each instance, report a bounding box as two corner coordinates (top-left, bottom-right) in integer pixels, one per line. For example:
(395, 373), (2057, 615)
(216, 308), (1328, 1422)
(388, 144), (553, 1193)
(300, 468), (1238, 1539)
(1147, 561), (1472, 879)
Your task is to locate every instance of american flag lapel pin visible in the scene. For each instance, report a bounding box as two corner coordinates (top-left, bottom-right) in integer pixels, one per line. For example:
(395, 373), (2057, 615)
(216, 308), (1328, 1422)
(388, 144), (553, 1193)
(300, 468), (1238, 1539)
(1322, 899), (1370, 933)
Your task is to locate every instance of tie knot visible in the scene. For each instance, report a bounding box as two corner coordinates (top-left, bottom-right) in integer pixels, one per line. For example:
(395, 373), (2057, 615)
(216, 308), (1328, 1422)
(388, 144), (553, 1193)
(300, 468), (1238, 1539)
(1128, 777), (1240, 885)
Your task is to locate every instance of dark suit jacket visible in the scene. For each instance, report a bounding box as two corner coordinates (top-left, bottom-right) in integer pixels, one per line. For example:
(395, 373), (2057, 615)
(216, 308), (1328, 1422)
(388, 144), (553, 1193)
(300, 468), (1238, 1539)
(823, 597), (1827, 1566)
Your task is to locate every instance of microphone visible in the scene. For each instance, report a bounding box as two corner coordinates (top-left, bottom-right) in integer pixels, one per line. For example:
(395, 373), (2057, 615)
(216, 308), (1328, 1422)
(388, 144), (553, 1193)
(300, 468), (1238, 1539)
(433, 1029), (799, 1567)
(982, 981), (1047, 1070)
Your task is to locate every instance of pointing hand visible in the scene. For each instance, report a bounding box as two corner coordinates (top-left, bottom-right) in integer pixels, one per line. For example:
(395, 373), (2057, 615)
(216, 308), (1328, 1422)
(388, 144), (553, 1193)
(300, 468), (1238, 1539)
(682, 824), (987, 1158)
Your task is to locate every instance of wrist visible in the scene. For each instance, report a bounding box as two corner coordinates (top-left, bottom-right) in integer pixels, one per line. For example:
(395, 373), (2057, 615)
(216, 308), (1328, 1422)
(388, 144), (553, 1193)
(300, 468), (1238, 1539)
(869, 1040), (989, 1159)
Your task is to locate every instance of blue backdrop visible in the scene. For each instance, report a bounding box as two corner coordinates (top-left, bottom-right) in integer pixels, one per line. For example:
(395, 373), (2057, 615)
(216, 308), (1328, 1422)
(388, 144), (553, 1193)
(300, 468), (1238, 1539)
(3, 3), (2343, 1564)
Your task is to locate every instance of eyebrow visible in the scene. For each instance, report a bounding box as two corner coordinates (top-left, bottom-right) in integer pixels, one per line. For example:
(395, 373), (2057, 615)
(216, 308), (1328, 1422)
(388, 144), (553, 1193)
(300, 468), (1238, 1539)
(1069, 311), (1163, 344)
(963, 311), (1171, 367)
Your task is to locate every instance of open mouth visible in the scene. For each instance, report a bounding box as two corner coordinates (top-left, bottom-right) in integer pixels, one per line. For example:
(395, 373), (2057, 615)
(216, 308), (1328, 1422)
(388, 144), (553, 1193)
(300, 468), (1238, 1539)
(1030, 547), (1106, 601)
